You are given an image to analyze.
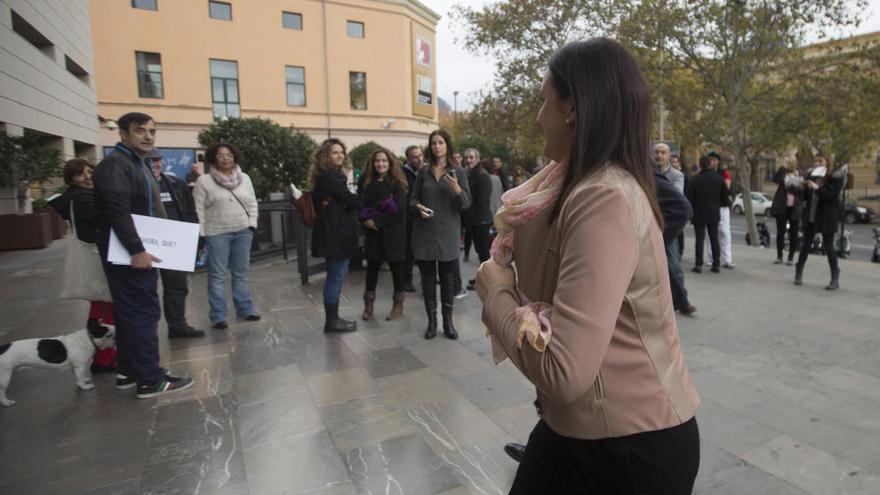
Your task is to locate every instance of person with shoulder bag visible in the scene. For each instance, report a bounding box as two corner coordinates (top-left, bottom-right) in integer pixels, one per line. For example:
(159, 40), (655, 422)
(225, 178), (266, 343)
(310, 138), (362, 333)
(193, 142), (261, 330)
(50, 158), (117, 373)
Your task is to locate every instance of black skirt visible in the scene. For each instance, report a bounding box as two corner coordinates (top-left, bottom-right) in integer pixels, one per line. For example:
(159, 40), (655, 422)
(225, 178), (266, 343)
(510, 417), (699, 495)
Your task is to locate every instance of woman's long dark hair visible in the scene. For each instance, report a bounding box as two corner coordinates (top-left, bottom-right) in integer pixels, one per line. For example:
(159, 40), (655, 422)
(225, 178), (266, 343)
(425, 129), (454, 168)
(548, 38), (663, 227)
(362, 147), (408, 192)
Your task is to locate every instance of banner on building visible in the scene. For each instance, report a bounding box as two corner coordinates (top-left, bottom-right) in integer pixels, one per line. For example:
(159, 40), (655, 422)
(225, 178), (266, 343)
(411, 26), (435, 119)
(416, 75), (433, 105)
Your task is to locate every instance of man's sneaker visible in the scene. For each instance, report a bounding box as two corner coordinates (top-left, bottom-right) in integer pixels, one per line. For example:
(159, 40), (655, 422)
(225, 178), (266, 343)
(722, 262), (736, 269)
(454, 288), (468, 299)
(136, 375), (195, 399)
(116, 368), (169, 390)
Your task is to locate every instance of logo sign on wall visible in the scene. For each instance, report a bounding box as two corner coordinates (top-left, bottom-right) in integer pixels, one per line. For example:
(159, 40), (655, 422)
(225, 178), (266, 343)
(416, 36), (431, 68)
(416, 75), (433, 105)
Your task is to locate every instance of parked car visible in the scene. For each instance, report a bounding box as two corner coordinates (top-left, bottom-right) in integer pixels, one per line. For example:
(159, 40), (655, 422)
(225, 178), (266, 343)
(843, 201), (874, 224)
(732, 192), (772, 216)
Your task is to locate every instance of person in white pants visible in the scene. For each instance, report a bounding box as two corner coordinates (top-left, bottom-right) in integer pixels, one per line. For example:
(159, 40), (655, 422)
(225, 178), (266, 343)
(707, 152), (735, 268)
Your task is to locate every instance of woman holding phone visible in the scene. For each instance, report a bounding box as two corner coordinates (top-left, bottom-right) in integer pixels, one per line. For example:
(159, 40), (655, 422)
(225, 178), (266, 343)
(410, 130), (471, 339)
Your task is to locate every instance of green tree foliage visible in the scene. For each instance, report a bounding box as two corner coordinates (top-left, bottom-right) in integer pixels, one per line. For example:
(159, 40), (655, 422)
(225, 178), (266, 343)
(618, 0), (870, 242)
(452, 0), (617, 163)
(0, 132), (62, 213)
(456, 0), (876, 244)
(0, 133), (62, 187)
(197, 117), (317, 198)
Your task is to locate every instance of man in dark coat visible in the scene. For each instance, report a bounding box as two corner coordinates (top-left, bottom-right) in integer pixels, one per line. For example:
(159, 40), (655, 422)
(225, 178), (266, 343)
(147, 150), (204, 339)
(655, 142), (696, 315)
(463, 148), (493, 291)
(686, 155), (728, 273)
(92, 112), (193, 398)
(401, 145), (423, 292)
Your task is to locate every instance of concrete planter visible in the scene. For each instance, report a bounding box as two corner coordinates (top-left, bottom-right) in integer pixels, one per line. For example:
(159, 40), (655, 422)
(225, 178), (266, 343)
(0, 213), (53, 250)
(34, 208), (68, 239)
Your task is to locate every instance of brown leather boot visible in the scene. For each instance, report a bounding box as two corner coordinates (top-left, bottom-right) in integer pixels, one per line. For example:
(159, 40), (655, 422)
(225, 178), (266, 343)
(362, 291), (375, 320)
(386, 292), (404, 320)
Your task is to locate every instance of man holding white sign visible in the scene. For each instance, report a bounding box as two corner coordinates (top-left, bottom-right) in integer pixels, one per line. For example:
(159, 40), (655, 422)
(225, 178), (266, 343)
(93, 112), (194, 399)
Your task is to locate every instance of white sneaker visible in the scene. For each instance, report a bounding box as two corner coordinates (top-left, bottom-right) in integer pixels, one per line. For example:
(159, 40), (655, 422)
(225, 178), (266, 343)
(454, 288), (468, 299)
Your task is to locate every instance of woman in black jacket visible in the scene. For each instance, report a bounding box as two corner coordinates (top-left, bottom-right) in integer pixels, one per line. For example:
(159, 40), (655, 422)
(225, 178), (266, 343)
(310, 138), (362, 332)
(795, 157), (843, 290)
(411, 130), (471, 340)
(358, 148), (408, 321)
(49, 159), (117, 372)
(769, 153), (804, 265)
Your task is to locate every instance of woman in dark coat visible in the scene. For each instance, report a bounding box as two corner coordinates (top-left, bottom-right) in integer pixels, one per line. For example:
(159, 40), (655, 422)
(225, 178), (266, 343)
(358, 147), (408, 321)
(310, 138), (362, 332)
(769, 153), (804, 265)
(49, 159), (117, 372)
(410, 130), (471, 340)
(795, 156), (844, 290)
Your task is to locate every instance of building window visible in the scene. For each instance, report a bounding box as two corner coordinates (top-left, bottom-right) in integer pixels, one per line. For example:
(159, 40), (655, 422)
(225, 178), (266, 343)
(210, 59), (239, 118)
(10, 10), (54, 58)
(286, 66), (306, 107)
(283, 12), (302, 30)
(131, 0), (157, 10)
(136, 52), (164, 98)
(349, 71), (366, 110)
(208, 1), (232, 21)
(347, 21), (364, 38)
(65, 55), (89, 83)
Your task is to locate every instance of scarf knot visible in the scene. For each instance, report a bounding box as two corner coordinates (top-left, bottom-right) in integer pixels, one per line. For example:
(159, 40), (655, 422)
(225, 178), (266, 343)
(488, 159), (568, 364)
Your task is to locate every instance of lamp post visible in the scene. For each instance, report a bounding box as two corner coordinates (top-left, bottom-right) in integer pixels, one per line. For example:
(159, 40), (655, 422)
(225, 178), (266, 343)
(453, 90), (459, 127)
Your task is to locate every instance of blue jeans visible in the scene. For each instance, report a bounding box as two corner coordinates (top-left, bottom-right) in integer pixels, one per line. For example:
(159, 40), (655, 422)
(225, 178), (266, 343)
(206, 228), (256, 323)
(324, 258), (350, 304)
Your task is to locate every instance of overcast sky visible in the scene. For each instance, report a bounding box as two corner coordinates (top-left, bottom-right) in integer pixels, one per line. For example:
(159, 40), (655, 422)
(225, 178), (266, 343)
(425, 0), (880, 110)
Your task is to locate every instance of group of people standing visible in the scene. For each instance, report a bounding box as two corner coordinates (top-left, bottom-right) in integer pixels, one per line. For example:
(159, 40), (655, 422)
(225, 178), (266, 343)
(770, 153), (844, 290)
(655, 142), (846, 317)
(309, 131), (512, 340)
(51, 112), (262, 399)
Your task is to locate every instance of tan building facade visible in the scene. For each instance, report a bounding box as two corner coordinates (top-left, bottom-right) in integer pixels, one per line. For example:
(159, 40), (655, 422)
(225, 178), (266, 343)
(1, 0), (98, 213)
(91, 0), (440, 171)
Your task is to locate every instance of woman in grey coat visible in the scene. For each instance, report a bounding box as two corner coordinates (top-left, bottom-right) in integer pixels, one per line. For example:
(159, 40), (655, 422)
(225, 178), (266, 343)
(411, 130), (471, 339)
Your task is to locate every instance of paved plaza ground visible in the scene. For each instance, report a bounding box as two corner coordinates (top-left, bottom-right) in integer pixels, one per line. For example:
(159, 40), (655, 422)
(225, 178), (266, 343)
(0, 235), (878, 494)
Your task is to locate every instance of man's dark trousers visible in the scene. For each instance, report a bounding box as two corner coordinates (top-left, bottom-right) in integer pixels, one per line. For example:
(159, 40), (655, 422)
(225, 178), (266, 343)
(160, 268), (189, 331)
(694, 222), (720, 268)
(469, 224), (492, 263)
(666, 237), (689, 310)
(103, 261), (164, 386)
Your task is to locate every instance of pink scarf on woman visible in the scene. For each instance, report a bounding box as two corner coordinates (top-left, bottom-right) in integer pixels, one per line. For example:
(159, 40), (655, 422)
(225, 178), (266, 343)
(488, 159), (568, 364)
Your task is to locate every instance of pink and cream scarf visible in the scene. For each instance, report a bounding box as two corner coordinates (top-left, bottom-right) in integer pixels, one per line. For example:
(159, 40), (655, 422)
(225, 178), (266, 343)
(488, 159), (568, 364)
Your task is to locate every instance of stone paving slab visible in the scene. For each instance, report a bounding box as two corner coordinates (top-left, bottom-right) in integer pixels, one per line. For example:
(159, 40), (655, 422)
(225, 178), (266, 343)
(0, 236), (878, 494)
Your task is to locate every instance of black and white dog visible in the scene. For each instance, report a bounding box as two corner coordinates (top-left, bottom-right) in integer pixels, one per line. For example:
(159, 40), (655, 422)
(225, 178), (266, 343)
(0, 319), (115, 406)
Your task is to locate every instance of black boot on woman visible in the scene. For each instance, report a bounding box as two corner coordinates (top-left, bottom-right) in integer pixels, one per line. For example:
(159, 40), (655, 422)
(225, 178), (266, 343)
(825, 268), (839, 291)
(441, 304), (458, 340)
(324, 303), (357, 333)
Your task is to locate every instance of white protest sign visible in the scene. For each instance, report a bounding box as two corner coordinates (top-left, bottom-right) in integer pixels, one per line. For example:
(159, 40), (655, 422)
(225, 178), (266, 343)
(108, 214), (200, 272)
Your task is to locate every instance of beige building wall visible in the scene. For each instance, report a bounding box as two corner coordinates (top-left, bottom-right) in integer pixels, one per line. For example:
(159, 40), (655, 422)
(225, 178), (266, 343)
(91, 0), (439, 159)
(0, 0), (98, 212)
